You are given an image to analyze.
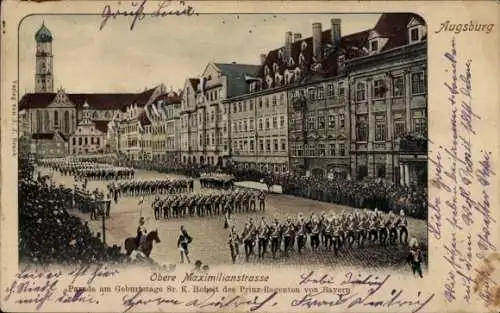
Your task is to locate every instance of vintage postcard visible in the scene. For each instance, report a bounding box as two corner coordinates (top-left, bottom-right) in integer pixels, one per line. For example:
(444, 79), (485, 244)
(1, 0), (498, 312)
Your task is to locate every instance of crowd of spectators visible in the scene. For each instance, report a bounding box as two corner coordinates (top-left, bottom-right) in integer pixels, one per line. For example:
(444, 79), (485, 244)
(18, 156), (123, 264)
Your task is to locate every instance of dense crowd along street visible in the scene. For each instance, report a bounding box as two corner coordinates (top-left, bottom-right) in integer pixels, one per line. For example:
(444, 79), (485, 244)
(18, 155), (427, 271)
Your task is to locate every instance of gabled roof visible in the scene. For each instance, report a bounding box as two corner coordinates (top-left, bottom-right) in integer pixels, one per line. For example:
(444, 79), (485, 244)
(188, 78), (200, 91)
(19, 87), (159, 111)
(213, 63), (261, 97)
(258, 13), (425, 86)
(31, 131), (68, 142)
(138, 111), (152, 127)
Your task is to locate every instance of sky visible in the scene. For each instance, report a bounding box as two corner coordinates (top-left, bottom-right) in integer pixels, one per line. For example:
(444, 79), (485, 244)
(19, 13), (381, 94)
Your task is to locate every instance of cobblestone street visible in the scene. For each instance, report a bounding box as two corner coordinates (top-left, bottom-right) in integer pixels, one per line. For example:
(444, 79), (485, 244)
(39, 167), (428, 272)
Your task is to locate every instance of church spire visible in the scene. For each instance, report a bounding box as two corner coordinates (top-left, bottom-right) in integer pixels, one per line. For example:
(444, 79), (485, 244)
(35, 22), (54, 93)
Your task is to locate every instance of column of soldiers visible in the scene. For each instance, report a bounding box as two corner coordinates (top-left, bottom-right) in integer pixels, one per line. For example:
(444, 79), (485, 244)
(73, 186), (112, 220)
(228, 209), (409, 263)
(108, 179), (194, 200)
(151, 190), (266, 220)
(38, 158), (135, 180)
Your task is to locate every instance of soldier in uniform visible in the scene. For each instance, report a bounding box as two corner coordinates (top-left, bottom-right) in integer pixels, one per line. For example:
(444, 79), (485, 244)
(270, 219), (281, 259)
(258, 190), (266, 211)
(283, 217), (294, 257)
(407, 238), (423, 278)
(296, 213), (306, 254)
(310, 215), (320, 251)
(257, 217), (269, 259)
(398, 209), (409, 244)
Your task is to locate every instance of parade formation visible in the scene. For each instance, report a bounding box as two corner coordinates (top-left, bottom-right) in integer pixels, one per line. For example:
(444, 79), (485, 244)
(20, 154), (426, 272)
(229, 209), (409, 263)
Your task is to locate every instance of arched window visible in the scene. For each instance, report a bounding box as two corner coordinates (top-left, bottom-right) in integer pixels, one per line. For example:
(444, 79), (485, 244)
(54, 111), (59, 127)
(36, 111), (42, 132)
(91, 137), (95, 145)
(93, 112), (98, 119)
(84, 137), (88, 145)
(78, 137), (82, 146)
(43, 111), (49, 132)
(64, 111), (70, 133)
(96, 137), (100, 145)
(72, 137), (76, 145)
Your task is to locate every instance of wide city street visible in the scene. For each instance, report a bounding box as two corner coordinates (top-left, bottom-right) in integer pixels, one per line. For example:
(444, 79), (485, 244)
(37, 167), (428, 272)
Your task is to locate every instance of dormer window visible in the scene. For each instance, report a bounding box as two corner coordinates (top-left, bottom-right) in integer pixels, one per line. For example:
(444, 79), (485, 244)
(273, 63), (279, 73)
(278, 49), (284, 59)
(301, 41), (307, 51)
(264, 66), (270, 76)
(370, 40), (378, 52)
(407, 17), (425, 44)
(288, 57), (295, 67)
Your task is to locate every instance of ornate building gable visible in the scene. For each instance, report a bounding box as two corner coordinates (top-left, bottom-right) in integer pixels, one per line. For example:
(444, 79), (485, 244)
(47, 88), (75, 108)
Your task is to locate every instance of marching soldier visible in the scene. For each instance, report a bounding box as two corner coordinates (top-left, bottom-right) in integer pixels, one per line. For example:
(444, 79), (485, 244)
(258, 190), (266, 211)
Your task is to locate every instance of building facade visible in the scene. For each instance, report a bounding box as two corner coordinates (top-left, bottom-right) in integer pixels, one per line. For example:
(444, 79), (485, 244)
(347, 14), (427, 186)
(226, 87), (289, 173)
(69, 103), (107, 154)
(180, 63), (260, 167)
(31, 132), (68, 157)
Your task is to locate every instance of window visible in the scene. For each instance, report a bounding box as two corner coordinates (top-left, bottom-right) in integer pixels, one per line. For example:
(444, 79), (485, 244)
(84, 137), (88, 145)
(238, 102), (242, 112)
(375, 115), (387, 141)
(249, 100), (254, 110)
(329, 114), (336, 128)
(309, 88), (317, 100)
(316, 115), (325, 129)
(199, 134), (203, 146)
(272, 95), (277, 106)
(318, 143), (325, 156)
(410, 28), (419, 42)
(373, 79), (385, 99)
(338, 81), (345, 97)
(393, 76), (404, 98)
(265, 98), (269, 108)
(307, 116), (315, 130)
(318, 86), (324, 99)
(280, 116), (285, 128)
(91, 137), (94, 144)
(413, 111), (426, 135)
(394, 120), (405, 138)
(259, 140), (264, 151)
(259, 97), (263, 108)
(339, 143), (346, 156)
(370, 40), (378, 51)
(272, 116), (278, 129)
(211, 133), (215, 145)
(54, 111), (59, 127)
(233, 103), (237, 113)
(259, 119), (263, 130)
(304, 144), (309, 156)
(280, 139), (286, 151)
(244, 120), (248, 132)
(274, 139), (279, 151)
(72, 137), (76, 145)
(249, 118), (254, 131)
(266, 139), (271, 151)
(96, 138), (100, 145)
(412, 72), (425, 94)
(329, 143), (336, 156)
(327, 84), (334, 97)
(297, 144), (303, 156)
(250, 140), (255, 151)
(356, 82), (366, 101)
(279, 93), (284, 105)
(233, 122), (237, 133)
(307, 144), (314, 156)
(265, 118), (270, 130)
(243, 101), (247, 112)
(357, 116), (368, 141)
(339, 114), (345, 128)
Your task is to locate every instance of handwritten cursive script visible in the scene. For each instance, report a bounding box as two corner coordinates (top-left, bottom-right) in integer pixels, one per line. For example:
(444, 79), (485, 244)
(100, 0), (198, 31)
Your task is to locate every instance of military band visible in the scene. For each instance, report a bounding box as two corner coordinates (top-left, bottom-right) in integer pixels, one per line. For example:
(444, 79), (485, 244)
(231, 209), (409, 262)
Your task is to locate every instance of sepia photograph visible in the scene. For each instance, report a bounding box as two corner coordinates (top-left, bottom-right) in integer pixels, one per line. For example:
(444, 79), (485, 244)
(17, 12), (428, 275)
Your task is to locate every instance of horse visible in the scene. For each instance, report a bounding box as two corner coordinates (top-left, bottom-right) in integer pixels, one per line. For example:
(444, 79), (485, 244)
(124, 230), (161, 258)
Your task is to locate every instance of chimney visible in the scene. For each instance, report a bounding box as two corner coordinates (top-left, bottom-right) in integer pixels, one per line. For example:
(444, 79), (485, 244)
(260, 53), (267, 65)
(285, 31), (293, 60)
(293, 33), (302, 42)
(330, 18), (341, 47)
(312, 22), (322, 60)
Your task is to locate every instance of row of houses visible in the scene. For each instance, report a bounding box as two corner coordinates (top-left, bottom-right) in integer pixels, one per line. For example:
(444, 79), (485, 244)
(19, 13), (428, 186)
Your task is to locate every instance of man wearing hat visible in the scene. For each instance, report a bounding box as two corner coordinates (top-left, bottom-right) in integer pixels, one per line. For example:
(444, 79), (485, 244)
(136, 217), (148, 250)
(398, 209), (408, 244)
(407, 238), (423, 278)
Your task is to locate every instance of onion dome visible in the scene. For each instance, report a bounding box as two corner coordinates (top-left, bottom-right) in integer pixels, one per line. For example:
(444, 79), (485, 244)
(35, 22), (53, 43)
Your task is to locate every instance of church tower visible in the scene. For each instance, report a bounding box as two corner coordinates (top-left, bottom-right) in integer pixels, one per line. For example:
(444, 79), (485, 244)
(34, 22), (54, 93)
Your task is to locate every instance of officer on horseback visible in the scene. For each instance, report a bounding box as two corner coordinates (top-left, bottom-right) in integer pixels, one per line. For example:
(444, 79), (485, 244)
(136, 217), (147, 250)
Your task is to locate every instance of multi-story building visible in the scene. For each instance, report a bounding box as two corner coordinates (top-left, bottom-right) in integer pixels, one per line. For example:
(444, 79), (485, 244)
(69, 102), (107, 154)
(117, 85), (166, 161)
(226, 87), (289, 173)
(284, 13), (427, 185)
(146, 91), (182, 162)
(31, 132), (68, 157)
(180, 63), (260, 167)
(347, 13), (427, 186)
